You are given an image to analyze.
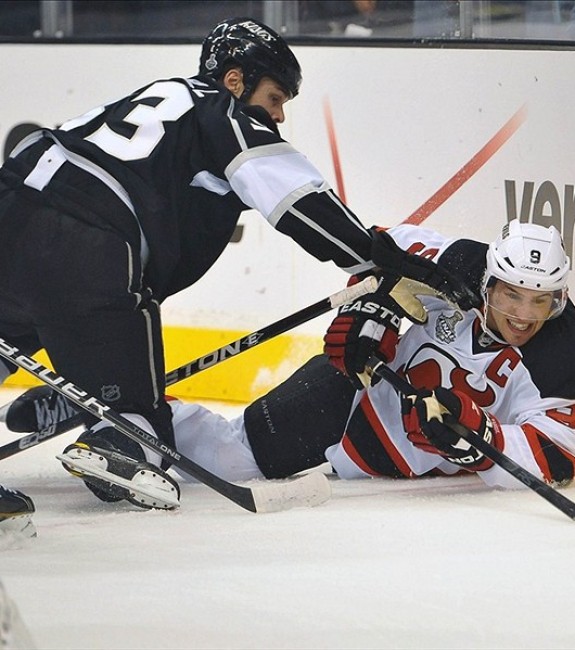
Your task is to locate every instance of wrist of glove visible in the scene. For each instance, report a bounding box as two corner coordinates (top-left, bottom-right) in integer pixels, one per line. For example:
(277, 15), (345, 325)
(323, 278), (401, 391)
(370, 228), (482, 323)
(401, 386), (504, 471)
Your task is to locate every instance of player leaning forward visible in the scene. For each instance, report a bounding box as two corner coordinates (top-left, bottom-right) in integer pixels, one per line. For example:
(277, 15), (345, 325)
(0, 18), (473, 508)
(143, 219), (575, 490)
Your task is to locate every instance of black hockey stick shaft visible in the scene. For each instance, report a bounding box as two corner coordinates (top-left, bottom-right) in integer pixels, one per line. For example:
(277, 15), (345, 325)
(0, 337), (263, 512)
(369, 359), (575, 521)
(0, 276), (379, 460)
(0, 413), (85, 461)
(165, 275), (378, 384)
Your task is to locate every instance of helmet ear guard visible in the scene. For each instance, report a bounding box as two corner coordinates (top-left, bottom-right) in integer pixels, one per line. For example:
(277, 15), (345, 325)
(199, 17), (302, 101)
(482, 219), (570, 321)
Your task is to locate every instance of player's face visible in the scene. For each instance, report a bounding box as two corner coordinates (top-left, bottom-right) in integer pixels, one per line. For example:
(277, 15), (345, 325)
(485, 280), (553, 346)
(247, 77), (290, 124)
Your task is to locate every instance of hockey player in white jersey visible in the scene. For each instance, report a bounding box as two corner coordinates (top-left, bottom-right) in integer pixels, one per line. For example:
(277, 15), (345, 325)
(148, 218), (575, 490)
(321, 219), (575, 487)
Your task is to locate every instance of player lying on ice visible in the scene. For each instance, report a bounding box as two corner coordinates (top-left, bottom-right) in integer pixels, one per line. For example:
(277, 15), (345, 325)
(5, 219), (574, 506)
(156, 219), (575, 489)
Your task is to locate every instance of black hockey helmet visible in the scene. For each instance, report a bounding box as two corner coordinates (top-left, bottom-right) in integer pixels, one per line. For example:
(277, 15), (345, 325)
(199, 17), (302, 100)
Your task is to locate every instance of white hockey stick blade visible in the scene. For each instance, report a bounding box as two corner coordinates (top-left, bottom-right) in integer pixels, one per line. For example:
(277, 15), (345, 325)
(56, 450), (180, 510)
(250, 472), (331, 513)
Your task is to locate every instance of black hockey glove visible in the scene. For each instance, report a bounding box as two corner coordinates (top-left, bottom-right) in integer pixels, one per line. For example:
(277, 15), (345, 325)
(370, 228), (481, 324)
(323, 277), (401, 390)
(401, 386), (503, 471)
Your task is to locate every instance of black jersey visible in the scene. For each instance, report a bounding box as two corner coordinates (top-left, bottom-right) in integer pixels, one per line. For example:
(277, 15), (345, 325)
(1, 76), (372, 299)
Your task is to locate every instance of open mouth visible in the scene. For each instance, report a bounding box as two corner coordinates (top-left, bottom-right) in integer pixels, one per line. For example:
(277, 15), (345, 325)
(507, 319), (530, 332)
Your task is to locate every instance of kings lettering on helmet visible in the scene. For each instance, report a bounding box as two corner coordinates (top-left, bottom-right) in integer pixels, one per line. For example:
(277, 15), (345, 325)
(199, 17), (302, 100)
(239, 21), (273, 41)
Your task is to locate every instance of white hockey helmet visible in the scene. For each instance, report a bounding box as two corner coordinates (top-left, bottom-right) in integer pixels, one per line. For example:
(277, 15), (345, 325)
(482, 219), (570, 319)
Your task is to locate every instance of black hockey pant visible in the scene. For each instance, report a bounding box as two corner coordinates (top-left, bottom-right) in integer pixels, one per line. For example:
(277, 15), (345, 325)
(244, 354), (357, 478)
(0, 195), (173, 441)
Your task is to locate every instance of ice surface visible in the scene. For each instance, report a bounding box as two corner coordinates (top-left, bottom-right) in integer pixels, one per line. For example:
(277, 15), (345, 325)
(1, 387), (575, 650)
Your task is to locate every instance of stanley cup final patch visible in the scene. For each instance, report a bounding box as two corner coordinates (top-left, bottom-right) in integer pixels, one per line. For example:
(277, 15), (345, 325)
(435, 311), (463, 344)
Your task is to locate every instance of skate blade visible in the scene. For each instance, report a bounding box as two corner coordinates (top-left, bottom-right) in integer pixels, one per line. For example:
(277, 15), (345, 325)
(56, 450), (180, 510)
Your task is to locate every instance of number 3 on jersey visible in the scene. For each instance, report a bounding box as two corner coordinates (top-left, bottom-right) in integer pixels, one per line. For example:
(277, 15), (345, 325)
(63, 81), (194, 161)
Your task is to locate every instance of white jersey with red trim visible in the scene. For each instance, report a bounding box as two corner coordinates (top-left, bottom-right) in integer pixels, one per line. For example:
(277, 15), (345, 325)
(326, 224), (575, 488)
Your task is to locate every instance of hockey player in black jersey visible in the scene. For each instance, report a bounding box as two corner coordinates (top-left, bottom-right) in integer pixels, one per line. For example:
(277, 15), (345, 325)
(0, 18), (476, 508)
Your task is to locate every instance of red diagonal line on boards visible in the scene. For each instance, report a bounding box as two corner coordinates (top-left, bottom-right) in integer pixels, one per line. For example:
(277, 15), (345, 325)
(323, 97), (347, 203)
(403, 104), (528, 225)
(323, 101), (527, 226)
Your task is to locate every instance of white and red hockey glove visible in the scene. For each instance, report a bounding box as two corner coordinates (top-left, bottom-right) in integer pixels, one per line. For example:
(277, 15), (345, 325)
(323, 278), (401, 390)
(401, 387), (504, 471)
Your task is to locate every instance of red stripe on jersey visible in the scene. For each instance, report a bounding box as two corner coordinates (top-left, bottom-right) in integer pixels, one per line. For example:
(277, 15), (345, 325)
(522, 423), (575, 483)
(361, 394), (414, 478)
(546, 405), (575, 429)
(341, 434), (380, 476)
(522, 424), (553, 480)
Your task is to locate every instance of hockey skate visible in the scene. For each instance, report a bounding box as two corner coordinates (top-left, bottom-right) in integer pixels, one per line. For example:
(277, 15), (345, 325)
(57, 430), (180, 510)
(0, 486), (37, 547)
(0, 385), (81, 434)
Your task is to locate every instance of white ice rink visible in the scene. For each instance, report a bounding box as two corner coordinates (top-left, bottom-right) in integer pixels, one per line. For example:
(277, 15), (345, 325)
(2, 386), (575, 650)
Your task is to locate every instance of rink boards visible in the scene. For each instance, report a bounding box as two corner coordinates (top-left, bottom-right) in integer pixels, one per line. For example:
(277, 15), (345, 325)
(1, 42), (574, 401)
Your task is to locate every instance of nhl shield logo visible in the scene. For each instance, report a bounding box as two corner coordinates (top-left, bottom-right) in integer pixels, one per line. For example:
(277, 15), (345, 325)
(101, 385), (121, 402)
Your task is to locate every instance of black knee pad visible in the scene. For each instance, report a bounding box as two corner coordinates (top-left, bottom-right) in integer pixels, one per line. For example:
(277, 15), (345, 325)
(244, 354), (356, 478)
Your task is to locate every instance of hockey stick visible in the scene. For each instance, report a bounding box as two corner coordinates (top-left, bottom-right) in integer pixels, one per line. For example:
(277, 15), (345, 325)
(0, 413), (85, 461)
(165, 275), (379, 385)
(0, 337), (332, 513)
(0, 276), (379, 461)
(368, 359), (575, 521)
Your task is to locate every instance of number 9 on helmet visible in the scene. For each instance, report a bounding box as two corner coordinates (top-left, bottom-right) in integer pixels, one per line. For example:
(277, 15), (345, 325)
(482, 219), (570, 320)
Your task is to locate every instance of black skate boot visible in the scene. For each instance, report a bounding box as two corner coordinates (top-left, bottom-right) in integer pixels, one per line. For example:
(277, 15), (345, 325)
(57, 427), (180, 510)
(0, 486), (36, 542)
(0, 386), (82, 434)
